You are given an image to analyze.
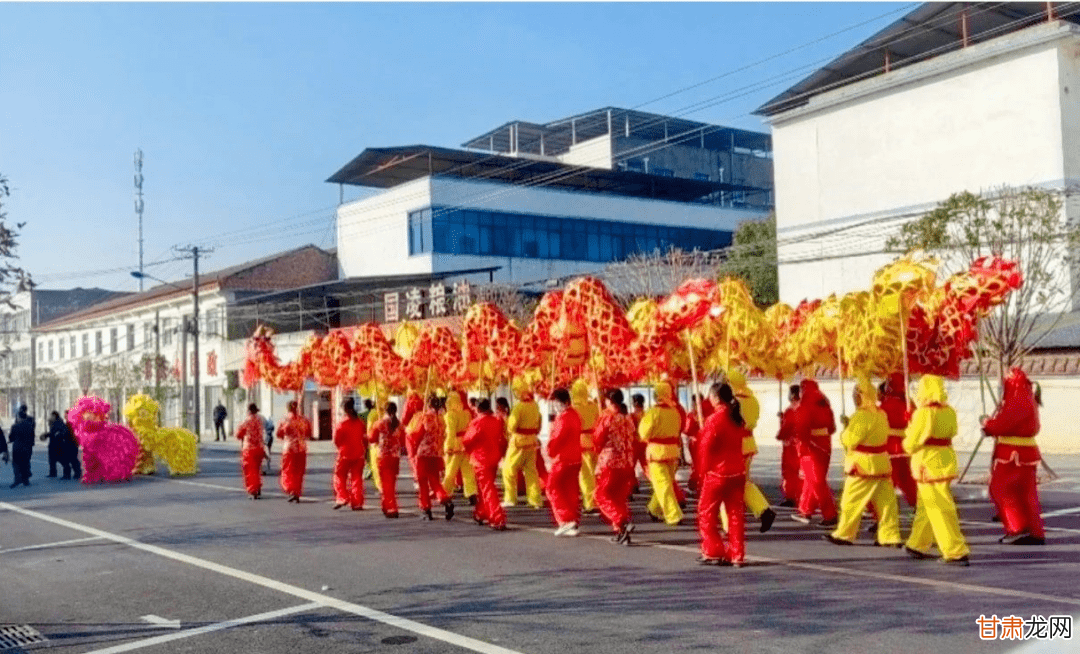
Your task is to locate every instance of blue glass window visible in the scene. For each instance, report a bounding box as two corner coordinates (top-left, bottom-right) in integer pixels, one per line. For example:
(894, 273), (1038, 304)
(411, 206), (732, 263)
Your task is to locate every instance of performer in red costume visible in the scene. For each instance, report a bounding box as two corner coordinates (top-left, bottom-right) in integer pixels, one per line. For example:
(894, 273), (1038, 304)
(406, 395), (455, 521)
(368, 401), (402, 518)
(776, 384), (802, 507)
(696, 383), (748, 567)
(332, 397), (367, 511)
(791, 379), (838, 526)
(462, 398), (507, 530)
(982, 368), (1046, 546)
(401, 391), (424, 465)
(880, 373), (917, 509)
(593, 388), (637, 545)
(683, 396), (702, 495)
(546, 387), (582, 536)
(277, 401), (312, 503)
(237, 403), (267, 499)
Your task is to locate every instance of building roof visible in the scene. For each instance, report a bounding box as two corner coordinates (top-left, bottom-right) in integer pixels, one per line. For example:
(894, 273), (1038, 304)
(326, 145), (762, 203)
(757, 2), (1080, 117)
(461, 106), (771, 155)
(33, 245), (337, 332)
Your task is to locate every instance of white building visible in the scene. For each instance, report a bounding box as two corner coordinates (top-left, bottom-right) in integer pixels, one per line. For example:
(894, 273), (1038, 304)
(328, 107), (774, 286)
(30, 245), (337, 434)
(0, 287), (128, 419)
(757, 2), (1080, 308)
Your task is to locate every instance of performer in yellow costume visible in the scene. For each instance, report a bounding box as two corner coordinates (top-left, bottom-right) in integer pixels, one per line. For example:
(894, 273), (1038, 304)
(825, 377), (902, 547)
(443, 390), (478, 502)
(903, 375), (971, 566)
(724, 370), (776, 533)
(572, 379), (601, 512)
(501, 379), (544, 508)
(639, 381), (684, 525)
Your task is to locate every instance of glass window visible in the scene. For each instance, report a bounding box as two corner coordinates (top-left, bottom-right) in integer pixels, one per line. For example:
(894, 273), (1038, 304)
(96, 331), (103, 356)
(462, 221), (479, 255)
(492, 226), (509, 256)
(59, 338), (66, 360)
(599, 234), (613, 261)
(70, 336), (76, 357)
(82, 334), (89, 357)
(48, 340), (53, 361)
(479, 226), (493, 255)
(408, 210), (425, 255)
(127, 324), (135, 350)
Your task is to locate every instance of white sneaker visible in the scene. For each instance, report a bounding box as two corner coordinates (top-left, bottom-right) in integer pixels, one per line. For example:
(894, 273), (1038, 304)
(554, 522), (574, 536)
(564, 525), (580, 537)
(501, 501), (517, 508)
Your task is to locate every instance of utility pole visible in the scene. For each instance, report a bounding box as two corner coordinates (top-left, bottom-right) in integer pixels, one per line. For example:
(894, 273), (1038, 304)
(174, 245), (210, 440)
(154, 310), (161, 403)
(181, 316), (188, 430)
(134, 149), (145, 291)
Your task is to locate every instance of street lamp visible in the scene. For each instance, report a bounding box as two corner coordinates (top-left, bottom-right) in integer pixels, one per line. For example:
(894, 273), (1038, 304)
(132, 267), (201, 440)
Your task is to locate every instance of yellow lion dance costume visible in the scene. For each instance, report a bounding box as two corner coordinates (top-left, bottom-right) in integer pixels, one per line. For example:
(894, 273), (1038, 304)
(123, 394), (199, 476)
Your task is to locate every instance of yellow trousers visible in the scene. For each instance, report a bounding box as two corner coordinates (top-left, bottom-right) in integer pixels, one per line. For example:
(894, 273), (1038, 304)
(721, 456), (770, 531)
(501, 445), (543, 508)
(443, 452), (478, 498)
(647, 461), (683, 525)
(369, 444), (382, 492)
(906, 481), (970, 560)
(833, 476), (901, 545)
(579, 451), (598, 510)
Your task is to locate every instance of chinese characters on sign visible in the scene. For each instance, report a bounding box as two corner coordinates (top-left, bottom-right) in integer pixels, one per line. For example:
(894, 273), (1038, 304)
(977, 615), (1071, 641)
(382, 282), (472, 323)
(384, 292), (400, 323)
(207, 351), (218, 377)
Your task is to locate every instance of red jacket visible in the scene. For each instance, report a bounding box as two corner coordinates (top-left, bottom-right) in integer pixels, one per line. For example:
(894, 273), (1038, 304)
(777, 403), (798, 442)
(793, 380), (835, 456)
(333, 416), (367, 460)
(983, 368), (1041, 464)
(696, 404), (746, 479)
(462, 413), (503, 467)
(547, 407), (582, 467)
(879, 395), (909, 456)
(401, 394), (424, 431)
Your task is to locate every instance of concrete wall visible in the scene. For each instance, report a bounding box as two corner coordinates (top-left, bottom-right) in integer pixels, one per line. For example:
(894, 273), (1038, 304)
(558, 134), (612, 169)
(770, 23), (1080, 306)
(336, 178), (435, 279)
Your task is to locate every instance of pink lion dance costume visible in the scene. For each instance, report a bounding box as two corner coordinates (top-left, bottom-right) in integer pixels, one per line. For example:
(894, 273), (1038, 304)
(67, 396), (140, 484)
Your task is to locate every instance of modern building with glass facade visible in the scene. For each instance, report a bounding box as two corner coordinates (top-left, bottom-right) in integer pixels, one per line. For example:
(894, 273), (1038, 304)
(329, 107), (773, 284)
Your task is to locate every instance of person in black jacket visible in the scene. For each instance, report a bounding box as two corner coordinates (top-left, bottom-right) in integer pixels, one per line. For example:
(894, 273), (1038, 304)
(213, 401), (228, 441)
(63, 418), (82, 480)
(41, 411), (67, 477)
(9, 405), (36, 487)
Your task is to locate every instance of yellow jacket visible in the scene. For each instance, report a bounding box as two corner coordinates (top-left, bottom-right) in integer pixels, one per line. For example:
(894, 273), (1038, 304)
(443, 393), (471, 455)
(572, 380), (600, 452)
(902, 375), (959, 483)
(728, 370), (759, 456)
(841, 408), (892, 478)
(638, 405), (682, 463)
(507, 400), (542, 450)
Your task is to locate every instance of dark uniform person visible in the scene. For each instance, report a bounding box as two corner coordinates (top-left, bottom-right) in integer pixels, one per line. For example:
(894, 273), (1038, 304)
(213, 401), (228, 441)
(41, 411), (70, 477)
(9, 405), (36, 488)
(63, 417), (82, 480)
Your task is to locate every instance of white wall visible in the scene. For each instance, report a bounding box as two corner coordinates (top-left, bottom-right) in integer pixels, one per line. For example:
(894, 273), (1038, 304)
(770, 24), (1079, 305)
(336, 177), (435, 279)
(558, 134), (613, 169)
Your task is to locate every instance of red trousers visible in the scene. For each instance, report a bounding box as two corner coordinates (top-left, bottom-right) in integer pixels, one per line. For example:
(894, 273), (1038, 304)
(798, 449), (837, 520)
(377, 456), (399, 514)
(890, 454), (918, 508)
(280, 449), (307, 498)
(414, 456), (450, 510)
(595, 466), (634, 532)
(472, 459), (506, 528)
(990, 460), (1044, 538)
(241, 449), (265, 495)
(333, 454), (365, 509)
(781, 441), (802, 502)
(546, 462), (581, 526)
(698, 472), (746, 562)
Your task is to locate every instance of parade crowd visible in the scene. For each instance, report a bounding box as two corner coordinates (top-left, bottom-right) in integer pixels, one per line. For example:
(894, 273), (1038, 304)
(229, 366), (1049, 568)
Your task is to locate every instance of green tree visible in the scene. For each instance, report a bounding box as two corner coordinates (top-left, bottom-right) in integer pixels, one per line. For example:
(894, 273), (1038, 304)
(885, 186), (1080, 373)
(719, 214), (778, 307)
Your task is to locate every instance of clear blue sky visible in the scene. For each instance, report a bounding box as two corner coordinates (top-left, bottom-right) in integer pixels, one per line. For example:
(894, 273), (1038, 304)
(0, 1), (911, 291)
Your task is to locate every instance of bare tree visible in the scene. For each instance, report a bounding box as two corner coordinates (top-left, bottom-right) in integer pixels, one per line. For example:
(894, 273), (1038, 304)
(602, 247), (725, 301)
(475, 284), (538, 327)
(885, 185), (1080, 374)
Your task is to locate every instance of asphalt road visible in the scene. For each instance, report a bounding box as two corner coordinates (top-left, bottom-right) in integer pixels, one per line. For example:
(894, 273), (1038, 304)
(2, 441), (1078, 654)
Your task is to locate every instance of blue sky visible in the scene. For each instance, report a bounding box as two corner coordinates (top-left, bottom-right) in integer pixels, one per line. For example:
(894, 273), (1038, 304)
(0, 2), (910, 291)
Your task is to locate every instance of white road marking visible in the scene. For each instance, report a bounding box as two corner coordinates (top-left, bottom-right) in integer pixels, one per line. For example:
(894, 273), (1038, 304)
(151, 477), (334, 503)
(0, 536), (105, 555)
(1040, 506), (1080, 518)
(138, 614), (181, 629)
(502, 519), (1080, 608)
(1, 502), (526, 654)
(85, 603), (320, 653)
